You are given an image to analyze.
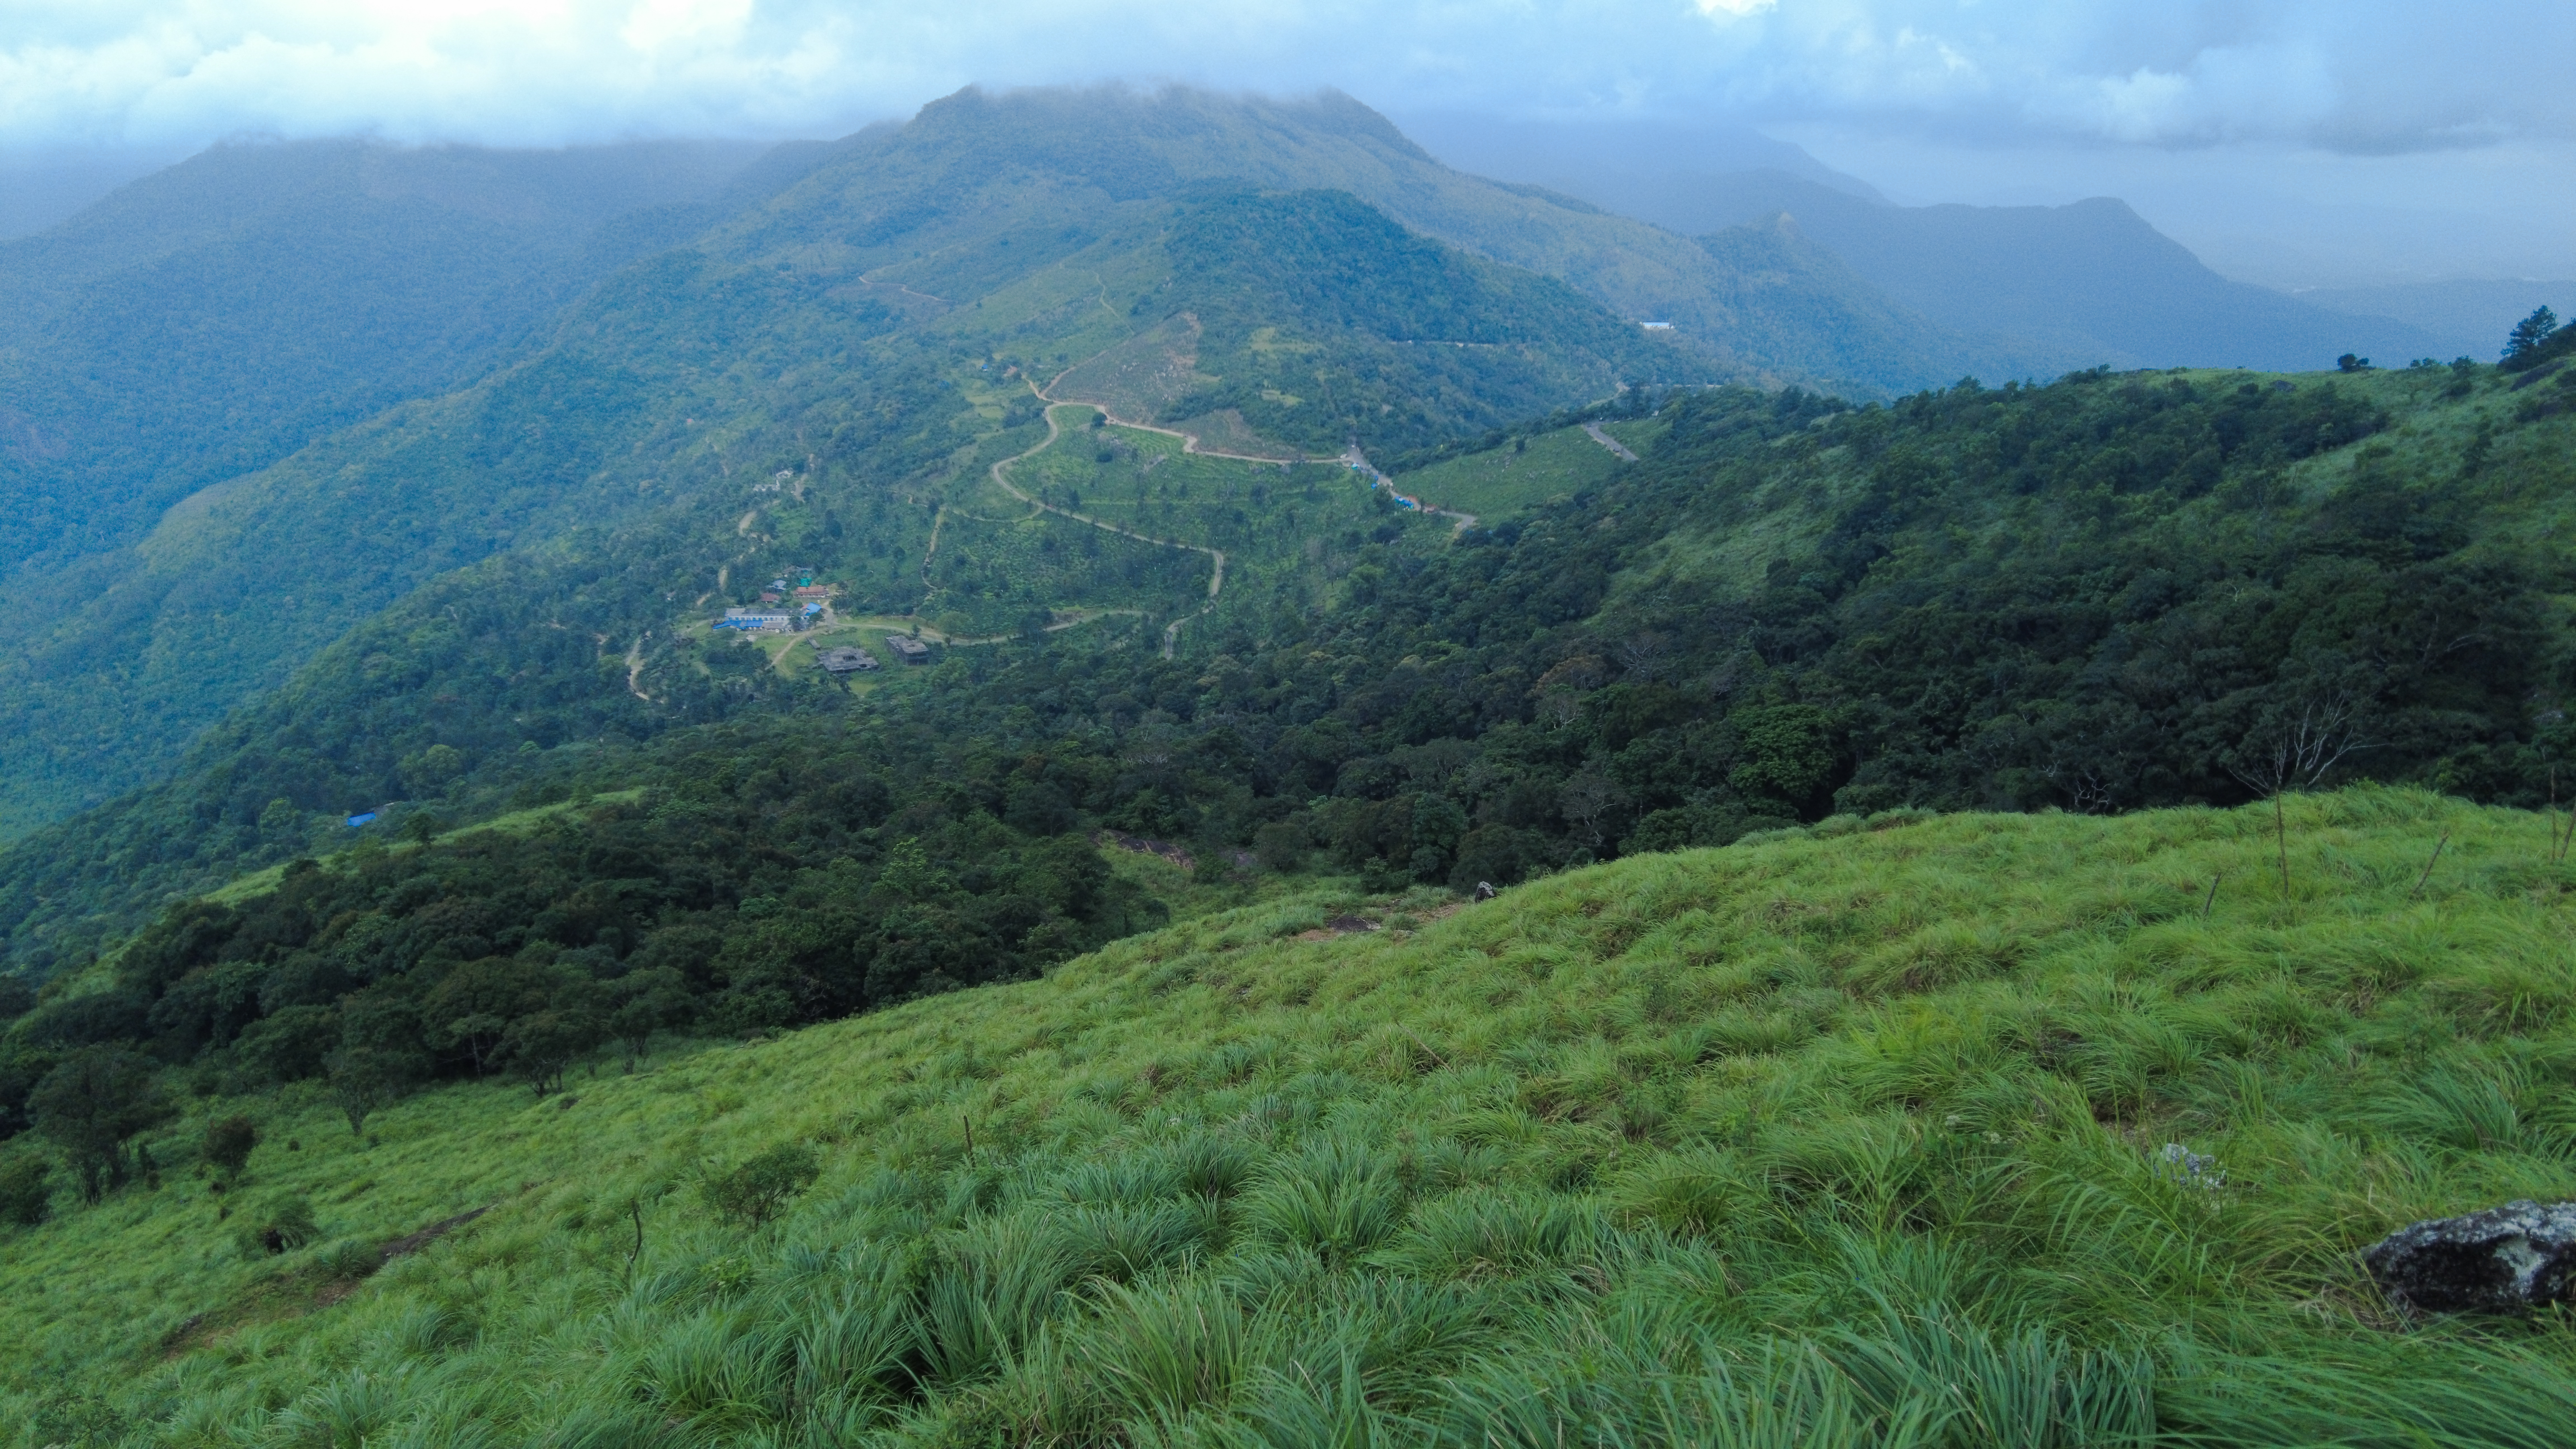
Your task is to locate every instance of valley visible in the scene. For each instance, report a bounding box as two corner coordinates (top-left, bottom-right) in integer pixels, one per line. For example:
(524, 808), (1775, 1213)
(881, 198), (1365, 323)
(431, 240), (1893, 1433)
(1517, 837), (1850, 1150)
(2, 80), (2576, 1447)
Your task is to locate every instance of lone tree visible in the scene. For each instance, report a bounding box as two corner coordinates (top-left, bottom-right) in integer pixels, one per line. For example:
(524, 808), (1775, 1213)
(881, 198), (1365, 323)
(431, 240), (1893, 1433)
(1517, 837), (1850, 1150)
(501, 1004), (607, 1096)
(327, 995), (430, 1135)
(202, 1114), (257, 1180)
(2506, 306), (2560, 360)
(29, 1048), (167, 1203)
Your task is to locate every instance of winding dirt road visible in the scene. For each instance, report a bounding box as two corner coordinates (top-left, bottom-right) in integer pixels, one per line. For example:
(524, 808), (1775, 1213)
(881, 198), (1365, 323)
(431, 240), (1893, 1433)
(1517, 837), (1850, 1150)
(976, 400), (1228, 658)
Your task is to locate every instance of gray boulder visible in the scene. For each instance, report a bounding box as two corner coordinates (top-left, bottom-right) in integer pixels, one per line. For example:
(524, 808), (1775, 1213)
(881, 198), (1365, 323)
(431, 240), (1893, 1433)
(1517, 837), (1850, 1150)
(2363, 1200), (2576, 1313)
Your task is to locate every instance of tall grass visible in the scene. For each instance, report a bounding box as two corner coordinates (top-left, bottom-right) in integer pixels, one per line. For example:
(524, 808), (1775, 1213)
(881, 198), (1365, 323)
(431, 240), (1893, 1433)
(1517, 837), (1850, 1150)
(7, 788), (2576, 1445)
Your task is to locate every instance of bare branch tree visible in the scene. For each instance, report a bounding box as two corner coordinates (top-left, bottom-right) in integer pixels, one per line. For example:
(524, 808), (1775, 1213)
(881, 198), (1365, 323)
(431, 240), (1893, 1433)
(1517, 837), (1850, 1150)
(2045, 757), (2120, 815)
(1559, 774), (1623, 850)
(2226, 698), (2370, 798)
(2226, 697), (2374, 900)
(1617, 632), (1673, 683)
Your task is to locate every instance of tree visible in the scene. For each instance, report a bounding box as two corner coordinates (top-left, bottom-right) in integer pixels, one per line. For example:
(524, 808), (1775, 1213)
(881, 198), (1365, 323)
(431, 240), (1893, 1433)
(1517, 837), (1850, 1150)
(0, 1154), (50, 1226)
(202, 1114), (257, 1179)
(500, 1005), (606, 1096)
(422, 958), (553, 1075)
(326, 1046), (417, 1137)
(1558, 774), (1624, 852)
(609, 967), (691, 1065)
(1728, 704), (1836, 815)
(2337, 354), (2371, 374)
(0, 974), (34, 1024)
(700, 1143), (820, 1228)
(328, 995), (430, 1135)
(232, 1004), (338, 1083)
(29, 1048), (166, 1203)
(2505, 307), (2559, 360)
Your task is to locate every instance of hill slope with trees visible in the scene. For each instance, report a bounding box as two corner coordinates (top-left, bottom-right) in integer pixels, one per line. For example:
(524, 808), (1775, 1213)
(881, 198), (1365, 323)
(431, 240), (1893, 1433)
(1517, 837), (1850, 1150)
(0, 137), (796, 574)
(3, 345), (2569, 984)
(0, 104), (1686, 837)
(0, 87), (2112, 841)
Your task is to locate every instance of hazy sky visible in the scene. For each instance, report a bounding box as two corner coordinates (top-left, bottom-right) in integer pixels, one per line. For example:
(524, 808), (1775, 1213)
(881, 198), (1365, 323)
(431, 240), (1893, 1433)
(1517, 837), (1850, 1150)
(5, 0), (2571, 284)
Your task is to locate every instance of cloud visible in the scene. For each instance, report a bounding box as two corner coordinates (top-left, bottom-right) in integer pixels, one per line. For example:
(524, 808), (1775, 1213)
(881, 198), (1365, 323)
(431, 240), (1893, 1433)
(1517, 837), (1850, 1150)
(0, 0), (2567, 157)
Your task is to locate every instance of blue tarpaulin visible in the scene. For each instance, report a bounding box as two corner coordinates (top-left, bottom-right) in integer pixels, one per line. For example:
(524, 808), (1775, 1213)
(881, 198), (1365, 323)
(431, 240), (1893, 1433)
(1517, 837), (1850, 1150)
(346, 811), (377, 828)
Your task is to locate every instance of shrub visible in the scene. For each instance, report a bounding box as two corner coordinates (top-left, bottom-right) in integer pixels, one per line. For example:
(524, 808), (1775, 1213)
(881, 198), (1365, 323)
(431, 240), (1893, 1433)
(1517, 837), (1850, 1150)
(234, 1194), (318, 1257)
(700, 1143), (821, 1229)
(201, 1115), (256, 1179)
(315, 1237), (387, 1280)
(0, 1154), (50, 1226)
(1245, 1137), (1403, 1264)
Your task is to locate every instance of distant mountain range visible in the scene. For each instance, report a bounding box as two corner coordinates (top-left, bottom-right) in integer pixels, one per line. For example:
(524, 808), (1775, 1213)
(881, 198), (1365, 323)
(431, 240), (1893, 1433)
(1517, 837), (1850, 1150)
(2298, 278), (2575, 362)
(1414, 146), (2455, 375)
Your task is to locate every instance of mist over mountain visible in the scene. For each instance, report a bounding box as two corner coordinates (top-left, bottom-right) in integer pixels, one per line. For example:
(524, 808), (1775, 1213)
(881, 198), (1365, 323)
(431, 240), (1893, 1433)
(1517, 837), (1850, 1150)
(1406, 131), (2452, 374)
(2299, 278), (2576, 363)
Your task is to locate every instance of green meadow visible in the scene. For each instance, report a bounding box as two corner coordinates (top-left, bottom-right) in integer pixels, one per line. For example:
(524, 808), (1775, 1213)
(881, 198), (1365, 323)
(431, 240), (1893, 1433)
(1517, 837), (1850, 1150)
(11, 788), (2576, 1444)
(1392, 424), (1622, 519)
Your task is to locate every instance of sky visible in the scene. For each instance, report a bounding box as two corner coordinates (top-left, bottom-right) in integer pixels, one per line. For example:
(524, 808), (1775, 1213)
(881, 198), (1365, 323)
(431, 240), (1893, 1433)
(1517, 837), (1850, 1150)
(3, 0), (2571, 285)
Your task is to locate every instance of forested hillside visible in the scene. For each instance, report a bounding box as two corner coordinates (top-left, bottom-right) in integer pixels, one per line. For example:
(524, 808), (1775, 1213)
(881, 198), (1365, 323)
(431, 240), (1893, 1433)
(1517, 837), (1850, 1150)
(6, 335), (2570, 986)
(0, 163), (1677, 966)
(0, 87), (1833, 839)
(0, 138), (790, 573)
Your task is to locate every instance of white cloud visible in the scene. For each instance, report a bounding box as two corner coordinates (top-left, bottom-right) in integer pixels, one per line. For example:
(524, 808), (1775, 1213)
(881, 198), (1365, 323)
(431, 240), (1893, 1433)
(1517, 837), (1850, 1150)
(0, 0), (2567, 157)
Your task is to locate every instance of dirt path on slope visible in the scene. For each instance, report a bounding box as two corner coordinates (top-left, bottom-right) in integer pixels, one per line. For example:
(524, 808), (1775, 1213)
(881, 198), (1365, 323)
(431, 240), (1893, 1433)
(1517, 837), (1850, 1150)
(1341, 445), (1478, 533)
(984, 398), (1227, 657)
(1031, 368), (1296, 466)
(1582, 422), (1639, 462)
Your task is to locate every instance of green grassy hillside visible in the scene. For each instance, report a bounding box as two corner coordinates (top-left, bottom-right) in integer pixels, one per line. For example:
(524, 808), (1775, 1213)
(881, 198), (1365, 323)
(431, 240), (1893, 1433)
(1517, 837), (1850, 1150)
(6, 790), (2576, 1444)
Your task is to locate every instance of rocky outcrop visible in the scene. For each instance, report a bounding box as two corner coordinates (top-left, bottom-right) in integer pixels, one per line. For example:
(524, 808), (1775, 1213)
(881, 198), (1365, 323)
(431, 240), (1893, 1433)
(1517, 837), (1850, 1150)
(2363, 1201), (2576, 1313)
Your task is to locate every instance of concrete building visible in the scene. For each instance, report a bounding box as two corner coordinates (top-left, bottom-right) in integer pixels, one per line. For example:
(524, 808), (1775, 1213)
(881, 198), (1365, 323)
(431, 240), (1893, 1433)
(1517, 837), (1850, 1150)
(818, 646), (880, 674)
(719, 607), (793, 632)
(885, 634), (932, 664)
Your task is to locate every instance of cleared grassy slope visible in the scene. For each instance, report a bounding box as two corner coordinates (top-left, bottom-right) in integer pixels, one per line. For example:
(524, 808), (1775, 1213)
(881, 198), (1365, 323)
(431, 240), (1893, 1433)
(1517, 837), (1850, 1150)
(1394, 423), (1624, 519)
(10, 789), (2576, 1443)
